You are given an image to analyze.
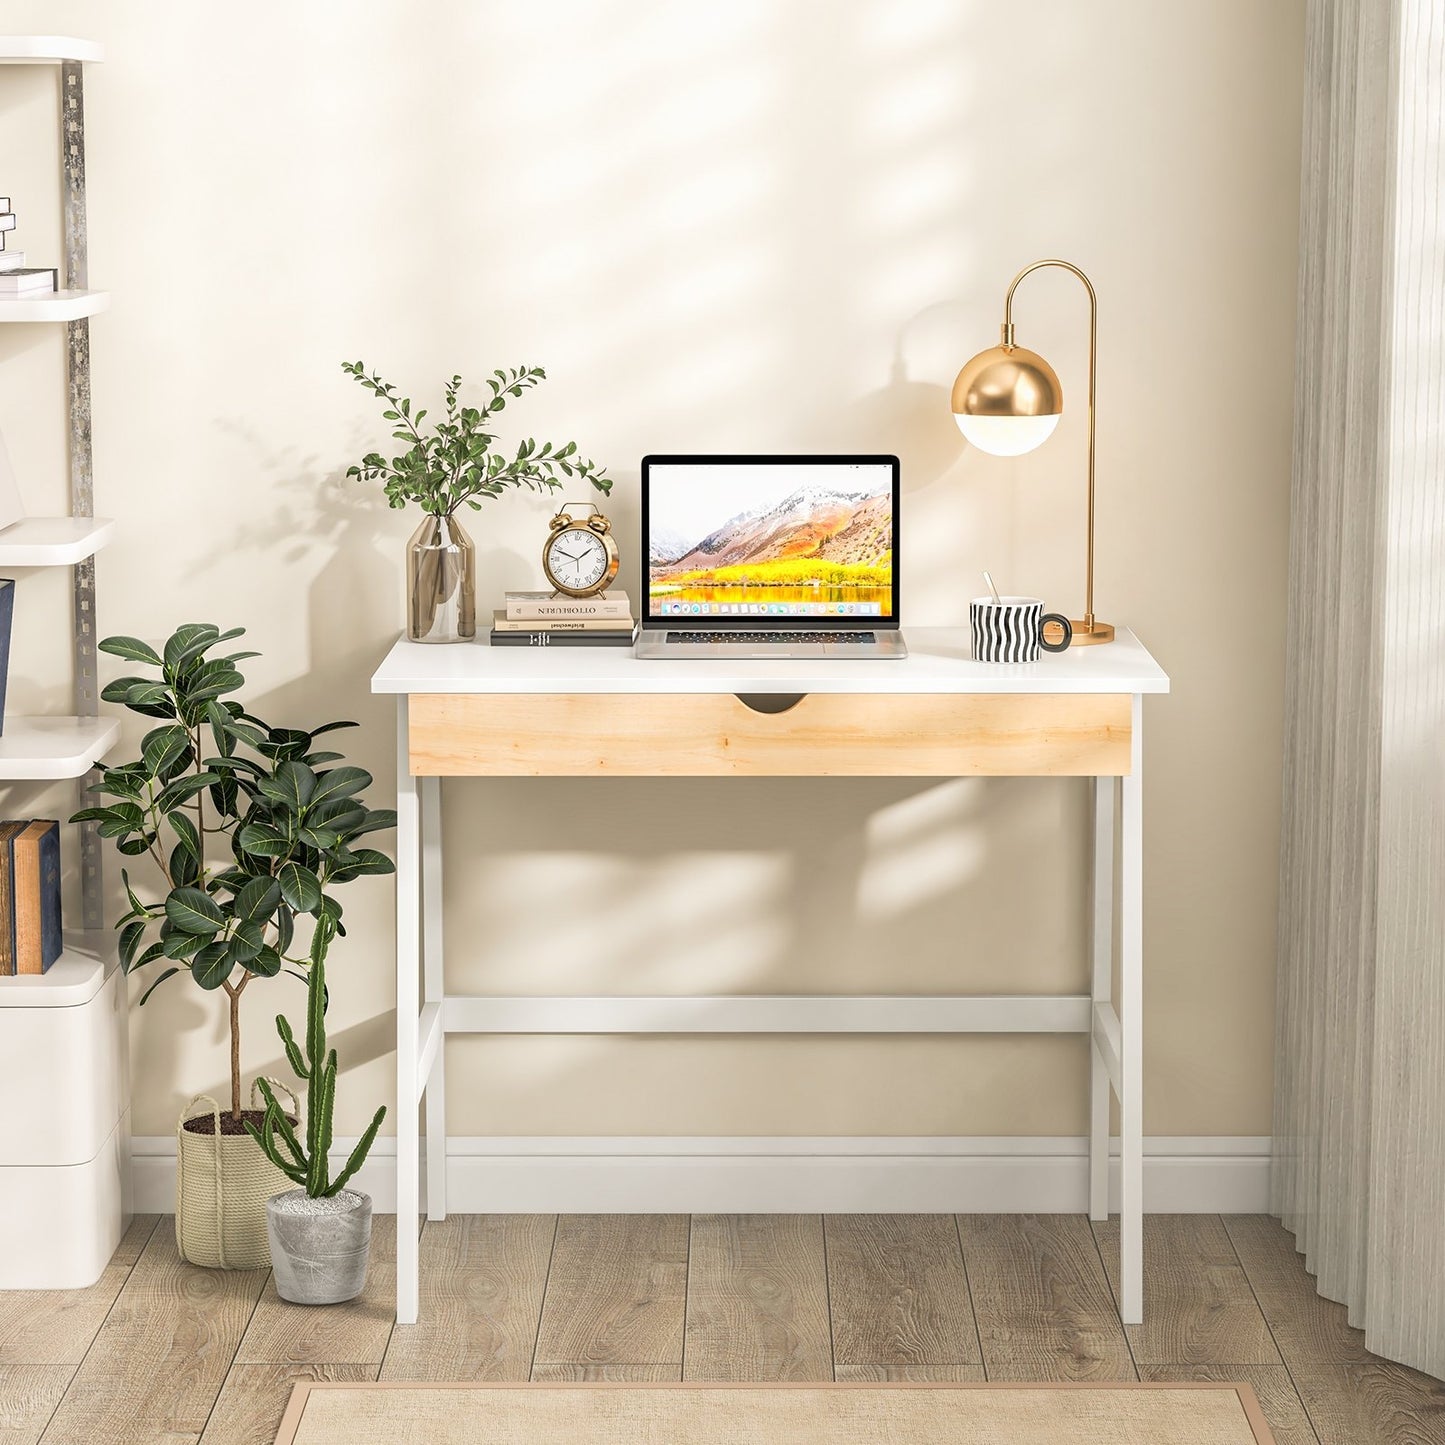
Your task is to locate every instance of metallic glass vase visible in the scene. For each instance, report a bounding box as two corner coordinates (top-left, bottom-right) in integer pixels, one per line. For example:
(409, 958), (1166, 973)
(407, 513), (476, 643)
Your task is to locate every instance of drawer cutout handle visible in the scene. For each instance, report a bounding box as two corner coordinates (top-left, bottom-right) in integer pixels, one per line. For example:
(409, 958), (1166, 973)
(735, 693), (806, 715)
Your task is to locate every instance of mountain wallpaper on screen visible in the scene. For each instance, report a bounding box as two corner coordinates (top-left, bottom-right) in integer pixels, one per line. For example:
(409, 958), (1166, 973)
(653, 481), (891, 584)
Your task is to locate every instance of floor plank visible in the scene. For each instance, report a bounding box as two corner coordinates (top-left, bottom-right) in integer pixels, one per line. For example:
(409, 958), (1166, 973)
(684, 1215), (832, 1381)
(533, 1215), (688, 1367)
(38, 1227), (267, 1445)
(196, 1363), (378, 1445)
(381, 1215), (554, 1382)
(833, 1363), (988, 1381)
(1223, 1216), (1378, 1366)
(1292, 1363), (1445, 1445)
(1094, 1215), (1282, 1365)
(0, 1216), (158, 1366)
(825, 1215), (980, 1366)
(1141, 1364), (1320, 1445)
(0, 1366), (73, 1445)
(234, 1216), (395, 1366)
(959, 1214), (1136, 1381)
(530, 1363), (683, 1381)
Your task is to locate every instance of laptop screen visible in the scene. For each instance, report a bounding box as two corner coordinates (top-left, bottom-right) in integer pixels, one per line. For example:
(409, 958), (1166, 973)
(642, 456), (899, 628)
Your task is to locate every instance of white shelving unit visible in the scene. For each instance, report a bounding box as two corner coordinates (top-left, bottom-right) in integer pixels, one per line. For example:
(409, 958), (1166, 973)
(0, 289), (110, 323)
(0, 37), (128, 1292)
(0, 515), (114, 565)
(0, 716), (121, 780)
(0, 36), (103, 63)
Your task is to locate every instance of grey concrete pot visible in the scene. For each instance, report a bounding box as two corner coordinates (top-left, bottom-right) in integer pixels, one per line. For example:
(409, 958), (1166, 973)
(265, 1188), (372, 1305)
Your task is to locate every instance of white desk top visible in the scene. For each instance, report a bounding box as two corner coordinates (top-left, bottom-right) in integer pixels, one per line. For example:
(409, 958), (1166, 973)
(372, 626), (1169, 696)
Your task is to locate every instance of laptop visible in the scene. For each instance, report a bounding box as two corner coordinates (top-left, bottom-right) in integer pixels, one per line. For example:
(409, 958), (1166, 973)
(636, 454), (907, 658)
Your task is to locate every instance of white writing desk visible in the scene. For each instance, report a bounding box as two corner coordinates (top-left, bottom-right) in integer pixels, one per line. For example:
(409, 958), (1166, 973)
(372, 626), (1169, 1325)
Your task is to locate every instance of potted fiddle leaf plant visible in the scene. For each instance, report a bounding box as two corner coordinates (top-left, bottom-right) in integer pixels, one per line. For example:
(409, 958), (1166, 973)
(341, 360), (612, 643)
(248, 915), (386, 1305)
(75, 623), (395, 1270)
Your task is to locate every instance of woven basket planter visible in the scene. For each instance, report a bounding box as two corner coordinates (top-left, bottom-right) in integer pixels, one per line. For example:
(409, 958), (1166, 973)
(175, 1082), (298, 1270)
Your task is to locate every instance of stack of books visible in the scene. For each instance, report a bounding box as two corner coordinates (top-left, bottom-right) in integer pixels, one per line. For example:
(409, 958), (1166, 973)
(491, 591), (638, 647)
(0, 819), (62, 975)
(0, 200), (57, 296)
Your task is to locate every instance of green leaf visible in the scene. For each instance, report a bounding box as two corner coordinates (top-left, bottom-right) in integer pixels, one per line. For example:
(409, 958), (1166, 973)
(237, 822), (290, 858)
(169, 841), (200, 887)
(275, 907), (296, 956)
(328, 847), (395, 881)
(259, 728), (313, 763)
(137, 967), (181, 1005)
(246, 945), (283, 978)
(121, 867), (147, 919)
(167, 809), (201, 859)
(309, 766), (371, 808)
(163, 623), (222, 672)
(160, 928), (208, 960)
(141, 725), (190, 779)
(299, 824), (340, 851)
(118, 918), (147, 971)
(154, 771), (222, 813)
(264, 760), (317, 814)
(165, 887), (225, 935)
(99, 635), (163, 666)
(277, 861), (322, 913)
(123, 681), (173, 711)
(234, 876), (282, 922)
(226, 919), (264, 964)
(190, 940), (232, 989)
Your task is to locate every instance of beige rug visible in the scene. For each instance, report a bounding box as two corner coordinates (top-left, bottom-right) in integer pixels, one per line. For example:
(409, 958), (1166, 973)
(275, 1381), (1275, 1444)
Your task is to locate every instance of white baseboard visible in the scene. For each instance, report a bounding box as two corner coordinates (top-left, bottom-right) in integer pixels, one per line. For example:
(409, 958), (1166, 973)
(130, 1135), (1271, 1215)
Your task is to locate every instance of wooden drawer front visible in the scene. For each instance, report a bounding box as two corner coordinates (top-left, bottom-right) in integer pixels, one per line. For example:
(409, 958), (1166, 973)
(409, 692), (1131, 777)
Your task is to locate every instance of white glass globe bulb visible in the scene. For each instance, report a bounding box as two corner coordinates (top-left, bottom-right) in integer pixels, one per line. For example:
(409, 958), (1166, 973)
(953, 411), (1061, 457)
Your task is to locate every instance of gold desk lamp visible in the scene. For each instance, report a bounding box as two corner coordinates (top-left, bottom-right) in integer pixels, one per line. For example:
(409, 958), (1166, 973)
(951, 258), (1113, 645)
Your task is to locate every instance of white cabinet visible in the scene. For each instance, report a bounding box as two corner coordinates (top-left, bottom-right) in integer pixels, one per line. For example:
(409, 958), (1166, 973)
(0, 942), (130, 1287)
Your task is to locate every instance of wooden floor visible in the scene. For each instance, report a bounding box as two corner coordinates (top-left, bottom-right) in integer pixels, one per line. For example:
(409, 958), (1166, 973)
(1, 1214), (1441, 1445)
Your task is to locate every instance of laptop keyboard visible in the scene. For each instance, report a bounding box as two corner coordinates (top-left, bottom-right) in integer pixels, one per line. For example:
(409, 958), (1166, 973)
(667, 630), (877, 645)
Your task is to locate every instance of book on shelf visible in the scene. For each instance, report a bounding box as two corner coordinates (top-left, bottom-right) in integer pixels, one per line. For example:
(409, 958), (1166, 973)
(0, 199), (10, 214)
(491, 609), (635, 634)
(0, 579), (13, 731)
(0, 267), (57, 295)
(489, 620), (638, 648)
(0, 820), (25, 976)
(12, 821), (61, 975)
(0, 819), (63, 976)
(0, 214), (15, 234)
(0, 251), (29, 273)
(504, 589), (632, 621)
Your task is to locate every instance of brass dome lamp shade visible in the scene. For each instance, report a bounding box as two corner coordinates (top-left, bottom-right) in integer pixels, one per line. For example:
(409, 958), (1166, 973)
(951, 258), (1113, 645)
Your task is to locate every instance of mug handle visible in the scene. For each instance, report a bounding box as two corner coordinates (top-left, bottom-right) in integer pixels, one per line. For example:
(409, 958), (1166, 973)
(1039, 613), (1073, 652)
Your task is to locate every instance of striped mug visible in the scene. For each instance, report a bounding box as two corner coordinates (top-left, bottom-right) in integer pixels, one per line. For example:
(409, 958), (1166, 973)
(970, 596), (1072, 662)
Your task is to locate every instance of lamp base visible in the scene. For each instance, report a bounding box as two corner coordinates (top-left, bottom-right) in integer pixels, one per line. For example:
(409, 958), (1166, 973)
(1069, 618), (1115, 646)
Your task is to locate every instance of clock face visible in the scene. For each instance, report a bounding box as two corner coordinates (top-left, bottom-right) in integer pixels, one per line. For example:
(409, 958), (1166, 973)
(547, 527), (610, 592)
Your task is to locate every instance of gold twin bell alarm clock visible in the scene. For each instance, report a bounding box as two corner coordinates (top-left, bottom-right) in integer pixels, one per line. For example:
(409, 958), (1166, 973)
(541, 502), (620, 598)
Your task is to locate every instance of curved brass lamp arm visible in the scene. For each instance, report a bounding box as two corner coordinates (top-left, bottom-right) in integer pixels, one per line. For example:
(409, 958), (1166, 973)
(1000, 259), (1102, 635)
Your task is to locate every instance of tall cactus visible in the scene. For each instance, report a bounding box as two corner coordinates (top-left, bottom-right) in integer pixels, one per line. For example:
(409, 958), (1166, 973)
(244, 917), (386, 1198)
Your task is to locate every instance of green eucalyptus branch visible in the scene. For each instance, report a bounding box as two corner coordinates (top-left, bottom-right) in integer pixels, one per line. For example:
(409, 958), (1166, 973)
(342, 360), (612, 518)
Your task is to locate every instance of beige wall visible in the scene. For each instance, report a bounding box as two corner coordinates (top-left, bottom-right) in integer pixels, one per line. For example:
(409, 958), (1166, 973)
(0, 1), (1302, 1140)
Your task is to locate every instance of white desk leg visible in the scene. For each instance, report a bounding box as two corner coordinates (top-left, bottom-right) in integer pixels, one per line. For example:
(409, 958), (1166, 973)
(395, 698), (421, 1325)
(1089, 774), (1115, 1223)
(421, 775), (447, 1222)
(1119, 695), (1144, 1324)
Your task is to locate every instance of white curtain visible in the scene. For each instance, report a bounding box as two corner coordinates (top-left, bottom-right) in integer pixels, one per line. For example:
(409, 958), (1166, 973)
(1274, 0), (1445, 1378)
